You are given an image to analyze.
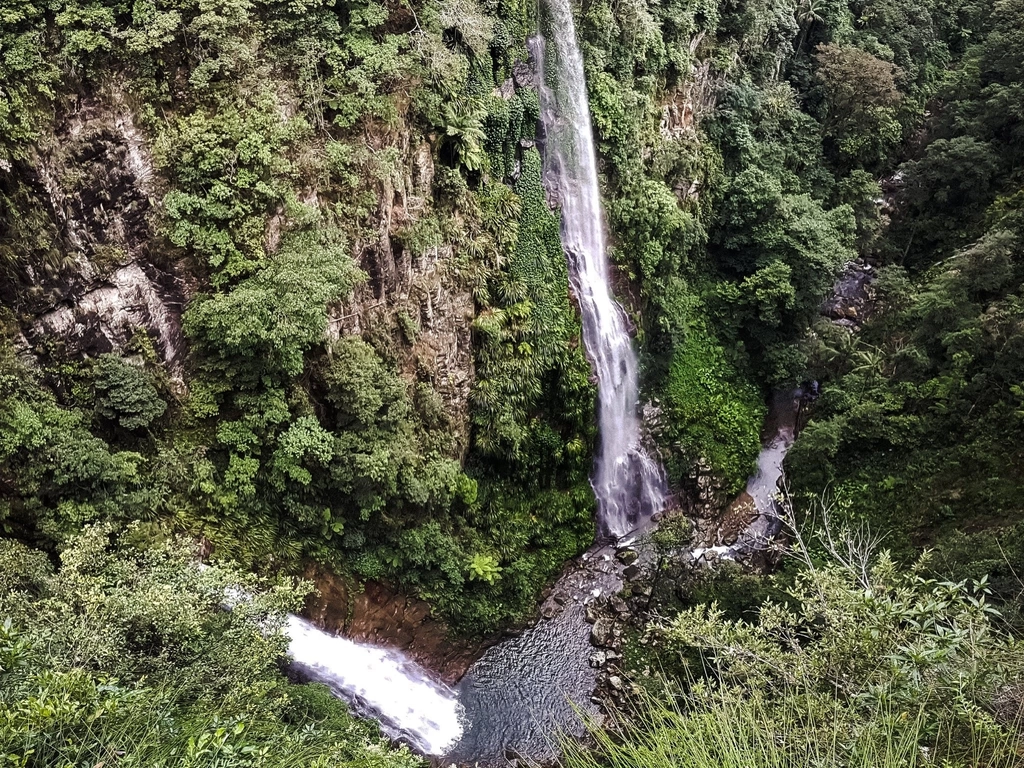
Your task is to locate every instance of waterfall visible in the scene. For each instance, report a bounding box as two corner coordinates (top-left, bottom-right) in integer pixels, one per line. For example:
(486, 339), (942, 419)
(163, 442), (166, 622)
(529, 0), (666, 538)
(286, 616), (464, 755)
(279, 7), (671, 761)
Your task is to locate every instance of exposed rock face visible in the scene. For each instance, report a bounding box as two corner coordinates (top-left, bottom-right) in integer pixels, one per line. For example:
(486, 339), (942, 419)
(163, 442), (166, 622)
(4, 87), (188, 380)
(689, 456), (732, 529)
(822, 260), (876, 330)
(331, 121), (476, 458)
(28, 262), (186, 379)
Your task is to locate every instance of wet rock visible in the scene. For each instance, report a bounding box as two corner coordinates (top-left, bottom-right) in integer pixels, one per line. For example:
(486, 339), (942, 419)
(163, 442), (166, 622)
(623, 564), (641, 581)
(589, 651), (607, 668)
(590, 618), (614, 647)
(585, 603), (601, 624)
(608, 675), (623, 691)
(512, 59), (535, 89)
(609, 596), (629, 614)
(822, 261), (876, 329)
(615, 548), (638, 565)
(28, 262), (186, 381)
(494, 77), (515, 100)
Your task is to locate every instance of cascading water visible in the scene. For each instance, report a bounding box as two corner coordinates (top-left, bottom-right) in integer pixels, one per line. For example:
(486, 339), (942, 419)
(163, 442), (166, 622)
(530, 0), (666, 538)
(280, 7), (672, 762)
(286, 616), (464, 755)
(445, 7), (672, 763)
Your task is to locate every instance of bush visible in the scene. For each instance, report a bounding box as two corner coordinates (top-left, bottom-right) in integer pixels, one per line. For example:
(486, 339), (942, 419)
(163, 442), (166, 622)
(660, 324), (764, 492)
(93, 354), (167, 430)
(0, 526), (423, 768)
(565, 541), (1024, 768)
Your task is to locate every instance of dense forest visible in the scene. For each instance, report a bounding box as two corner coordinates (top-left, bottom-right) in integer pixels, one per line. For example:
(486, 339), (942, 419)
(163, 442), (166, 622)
(1, 0), (1023, 762)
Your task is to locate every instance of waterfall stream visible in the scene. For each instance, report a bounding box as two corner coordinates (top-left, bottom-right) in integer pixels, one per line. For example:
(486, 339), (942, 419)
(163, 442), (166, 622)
(531, 0), (666, 539)
(286, 616), (464, 755)
(282, 4), (675, 760)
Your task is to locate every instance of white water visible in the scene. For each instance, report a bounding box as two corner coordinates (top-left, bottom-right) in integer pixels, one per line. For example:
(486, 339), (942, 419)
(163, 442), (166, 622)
(285, 616), (464, 755)
(280, 7), (673, 759)
(530, 0), (666, 538)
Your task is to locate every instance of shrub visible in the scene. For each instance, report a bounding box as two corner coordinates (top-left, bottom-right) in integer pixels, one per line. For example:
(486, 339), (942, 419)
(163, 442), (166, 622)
(93, 354), (167, 430)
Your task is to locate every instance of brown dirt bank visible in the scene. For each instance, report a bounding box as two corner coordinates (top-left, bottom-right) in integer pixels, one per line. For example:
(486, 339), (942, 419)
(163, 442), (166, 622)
(302, 567), (493, 684)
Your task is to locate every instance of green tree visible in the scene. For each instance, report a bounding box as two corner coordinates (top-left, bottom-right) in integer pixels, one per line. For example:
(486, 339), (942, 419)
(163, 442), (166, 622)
(94, 354), (167, 430)
(0, 526), (422, 768)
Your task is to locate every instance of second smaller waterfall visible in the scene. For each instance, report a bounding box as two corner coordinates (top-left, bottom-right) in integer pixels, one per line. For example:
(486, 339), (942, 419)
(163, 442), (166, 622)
(530, 0), (666, 538)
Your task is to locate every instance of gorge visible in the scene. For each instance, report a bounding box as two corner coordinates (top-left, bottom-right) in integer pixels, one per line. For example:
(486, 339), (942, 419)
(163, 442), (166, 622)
(4, 0), (1023, 764)
(282, 4), (673, 759)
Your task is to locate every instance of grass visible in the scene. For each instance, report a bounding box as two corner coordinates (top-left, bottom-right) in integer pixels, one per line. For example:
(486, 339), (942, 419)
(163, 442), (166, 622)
(561, 682), (1023, 768)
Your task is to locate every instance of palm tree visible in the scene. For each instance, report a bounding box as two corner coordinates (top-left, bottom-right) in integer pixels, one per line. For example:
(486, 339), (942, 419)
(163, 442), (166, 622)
(794, 0), (825, 54)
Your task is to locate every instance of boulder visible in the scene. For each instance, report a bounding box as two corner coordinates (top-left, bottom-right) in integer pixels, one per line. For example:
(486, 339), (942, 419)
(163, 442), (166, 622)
(615, 548), (638, 565)
(590, 618), (614, 647)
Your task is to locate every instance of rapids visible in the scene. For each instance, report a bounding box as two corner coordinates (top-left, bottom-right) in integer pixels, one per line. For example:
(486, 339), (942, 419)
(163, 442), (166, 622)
(286, 615), (464, 755)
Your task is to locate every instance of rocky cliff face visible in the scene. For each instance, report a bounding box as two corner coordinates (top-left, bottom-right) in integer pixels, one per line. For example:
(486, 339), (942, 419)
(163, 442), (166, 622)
(331, 122), (476, 458)
(3, 81), (486, 653)
(5, 85), (479, 436)
(4, 87), (189, 382)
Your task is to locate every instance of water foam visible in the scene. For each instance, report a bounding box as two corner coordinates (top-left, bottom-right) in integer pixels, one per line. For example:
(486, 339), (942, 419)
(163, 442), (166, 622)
(286, 616), (464, 755)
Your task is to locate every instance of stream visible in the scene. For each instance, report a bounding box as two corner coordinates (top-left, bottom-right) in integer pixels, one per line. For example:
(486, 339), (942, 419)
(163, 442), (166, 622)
(281, 3), (801, 763)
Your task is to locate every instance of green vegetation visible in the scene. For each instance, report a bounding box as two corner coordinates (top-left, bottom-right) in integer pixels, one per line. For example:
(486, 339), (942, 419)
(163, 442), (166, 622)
(0, 0), (593, 637)
(0, 525), (421, 767)
(567, 539), (1023, 768)
(3, 0), (1024, 760)
(786, 0), (1024, 604)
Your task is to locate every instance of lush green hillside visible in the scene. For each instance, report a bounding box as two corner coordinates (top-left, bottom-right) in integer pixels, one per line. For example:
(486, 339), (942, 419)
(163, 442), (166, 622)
(2, 0), (1023, 761)
(787, 0), (1024, 604)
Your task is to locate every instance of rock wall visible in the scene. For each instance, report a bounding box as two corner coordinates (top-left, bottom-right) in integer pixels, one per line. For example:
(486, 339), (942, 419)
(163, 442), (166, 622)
(330, 119), (476, 458)
(3, 87), (189, 381)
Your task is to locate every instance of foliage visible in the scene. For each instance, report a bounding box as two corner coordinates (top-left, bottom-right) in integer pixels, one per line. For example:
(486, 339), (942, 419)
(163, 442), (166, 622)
(0, 343), (154, 544)
(787, 0), (1024, 606)
(93, 354), (167, 430)
(813, 42), (903, 169)
(184, 227), (362, 388)
(3, 0), (1023, 722)
(0, 526), (422, 768)
(566, 543), (1024, 768)
(158, 99), (305, 285)
(659, 324), (765, 492)
(470, 148), (597, 478)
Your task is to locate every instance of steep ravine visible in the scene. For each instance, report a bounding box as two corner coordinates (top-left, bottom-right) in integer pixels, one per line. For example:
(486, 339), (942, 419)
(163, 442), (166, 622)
(2, 12), (799, 768)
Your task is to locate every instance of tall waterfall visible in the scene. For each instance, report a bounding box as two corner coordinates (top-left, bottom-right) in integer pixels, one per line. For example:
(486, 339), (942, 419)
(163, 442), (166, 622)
(530, 0), (666, 538)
